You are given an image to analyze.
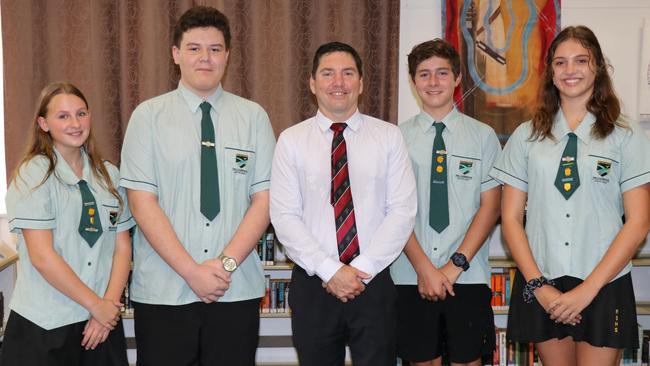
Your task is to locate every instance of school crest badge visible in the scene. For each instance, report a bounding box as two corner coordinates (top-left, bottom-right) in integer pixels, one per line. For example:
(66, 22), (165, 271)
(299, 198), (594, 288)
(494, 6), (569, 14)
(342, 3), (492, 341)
(109, 211), (119, 226)
(236, 154), (249, 169)
(596, 160), (611, 177)
(459, 160), (473, 175)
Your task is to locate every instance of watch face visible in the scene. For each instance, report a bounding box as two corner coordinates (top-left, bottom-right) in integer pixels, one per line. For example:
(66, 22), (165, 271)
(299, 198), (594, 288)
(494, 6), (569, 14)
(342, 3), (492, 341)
(451, 253), (469, 270)
(223, 257), (237, 272)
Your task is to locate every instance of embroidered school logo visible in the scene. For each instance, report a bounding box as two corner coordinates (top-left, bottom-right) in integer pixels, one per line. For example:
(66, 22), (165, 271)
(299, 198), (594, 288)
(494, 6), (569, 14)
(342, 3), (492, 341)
(109, 211), (118, 226)
(459, 160), (473, 175)
(236, 154), (249, 169)
(596, 160), (611, 177)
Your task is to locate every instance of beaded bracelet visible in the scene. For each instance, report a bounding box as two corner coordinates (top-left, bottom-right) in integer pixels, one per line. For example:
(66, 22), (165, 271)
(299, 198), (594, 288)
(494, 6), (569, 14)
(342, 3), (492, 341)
(522, 276), (556, 303)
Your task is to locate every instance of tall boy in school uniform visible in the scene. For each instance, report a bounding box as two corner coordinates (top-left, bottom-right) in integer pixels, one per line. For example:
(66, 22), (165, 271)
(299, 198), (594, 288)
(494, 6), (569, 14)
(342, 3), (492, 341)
(390, 39), (502, 366)
(120, 6), (275, 366)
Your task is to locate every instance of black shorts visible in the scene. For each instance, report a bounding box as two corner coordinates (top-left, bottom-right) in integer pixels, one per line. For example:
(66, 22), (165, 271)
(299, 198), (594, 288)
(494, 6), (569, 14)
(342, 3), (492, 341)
(0, 311), (128, 366)
(133, 298), (261, 366)
(396, 284), (495, 363)
(507, 270), (638, 349)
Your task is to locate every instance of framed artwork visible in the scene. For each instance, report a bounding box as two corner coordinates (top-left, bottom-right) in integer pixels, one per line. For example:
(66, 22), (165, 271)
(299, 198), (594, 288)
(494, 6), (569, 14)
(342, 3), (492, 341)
(443, 0), (561, 142)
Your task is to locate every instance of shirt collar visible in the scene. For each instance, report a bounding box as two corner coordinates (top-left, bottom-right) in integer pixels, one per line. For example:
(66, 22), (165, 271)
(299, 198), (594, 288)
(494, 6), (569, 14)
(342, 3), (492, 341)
(178, 82), (224, 115)
(551, 110), (596, 144)
(315, 109), (363, 133)
(416, 107), (459, 134)
(53, 147), (92, 186)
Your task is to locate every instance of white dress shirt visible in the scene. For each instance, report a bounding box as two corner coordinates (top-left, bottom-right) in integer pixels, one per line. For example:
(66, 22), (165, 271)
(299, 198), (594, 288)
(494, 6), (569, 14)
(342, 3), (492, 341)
(270, 110), (417, 283)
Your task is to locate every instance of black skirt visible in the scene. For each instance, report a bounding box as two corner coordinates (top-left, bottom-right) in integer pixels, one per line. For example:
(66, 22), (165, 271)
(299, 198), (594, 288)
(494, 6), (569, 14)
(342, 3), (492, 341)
(507, 270), (638, 349)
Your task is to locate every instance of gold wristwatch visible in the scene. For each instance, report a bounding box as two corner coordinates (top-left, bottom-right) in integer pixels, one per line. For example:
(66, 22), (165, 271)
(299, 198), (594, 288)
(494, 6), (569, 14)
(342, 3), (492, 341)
(218, 254), (238, 272)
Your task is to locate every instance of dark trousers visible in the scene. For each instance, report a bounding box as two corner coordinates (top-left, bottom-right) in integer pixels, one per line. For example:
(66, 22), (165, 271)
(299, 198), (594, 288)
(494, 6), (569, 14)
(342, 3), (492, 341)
(133, 298), (261, 366)
(290, 266), (397, 366)
(0, 311), (128, 366)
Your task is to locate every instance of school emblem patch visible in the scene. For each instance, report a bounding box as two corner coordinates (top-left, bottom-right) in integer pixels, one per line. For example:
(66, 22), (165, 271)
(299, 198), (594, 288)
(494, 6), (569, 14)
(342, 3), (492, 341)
(236, 154), (249, 169)
(109, 211), (118, 226)
(597, 160), (611, 177)
(459, 160), (473, 175)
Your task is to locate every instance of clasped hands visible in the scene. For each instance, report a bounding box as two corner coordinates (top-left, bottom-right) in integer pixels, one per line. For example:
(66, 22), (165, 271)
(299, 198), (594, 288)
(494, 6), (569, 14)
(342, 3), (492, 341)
(322, 265), (371, 302)
(83, 298), (123, 350)
(416, 261), (461, 302)
(186, 258), (232, 303)
(534, 283), (596, 327)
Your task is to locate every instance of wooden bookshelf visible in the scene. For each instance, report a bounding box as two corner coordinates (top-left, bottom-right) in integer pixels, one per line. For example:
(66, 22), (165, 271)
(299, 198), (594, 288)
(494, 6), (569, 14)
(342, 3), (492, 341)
(263, 262), (294, 270)
(260, 312), (291, 318)
(0, 243), (18, 272)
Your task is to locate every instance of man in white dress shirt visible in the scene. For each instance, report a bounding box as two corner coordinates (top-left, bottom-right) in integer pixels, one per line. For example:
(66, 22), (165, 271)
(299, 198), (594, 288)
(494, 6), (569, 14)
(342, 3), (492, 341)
(270, 41), (417, 366)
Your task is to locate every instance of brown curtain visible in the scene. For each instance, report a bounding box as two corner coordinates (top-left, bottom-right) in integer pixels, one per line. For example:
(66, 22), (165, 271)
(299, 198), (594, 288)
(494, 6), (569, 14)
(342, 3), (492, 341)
(2, 0), (400, 179)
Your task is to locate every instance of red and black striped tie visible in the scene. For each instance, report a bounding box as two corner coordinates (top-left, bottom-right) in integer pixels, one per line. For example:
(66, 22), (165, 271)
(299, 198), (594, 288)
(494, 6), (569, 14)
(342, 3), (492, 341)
(330, 123), (359, 264)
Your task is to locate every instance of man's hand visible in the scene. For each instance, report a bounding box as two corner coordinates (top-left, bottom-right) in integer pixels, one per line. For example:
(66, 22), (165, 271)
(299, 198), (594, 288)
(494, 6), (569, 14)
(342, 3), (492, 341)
(322, 265), (371, 302)
(184, 262), (231, 303)
(415, 261), (454, 301)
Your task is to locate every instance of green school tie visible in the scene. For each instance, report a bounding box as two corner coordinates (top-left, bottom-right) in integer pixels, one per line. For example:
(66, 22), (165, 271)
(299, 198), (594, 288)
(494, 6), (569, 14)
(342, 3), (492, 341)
(78, 180), (102, 247)
(554, 132), (580, 199)
(200, 101), (220, 220)
(429, 122), (449, 233)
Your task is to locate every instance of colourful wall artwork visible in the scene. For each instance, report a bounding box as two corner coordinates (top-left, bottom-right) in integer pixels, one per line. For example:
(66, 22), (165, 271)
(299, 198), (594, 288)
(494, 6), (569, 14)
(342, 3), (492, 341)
(443, 0), (561, 142)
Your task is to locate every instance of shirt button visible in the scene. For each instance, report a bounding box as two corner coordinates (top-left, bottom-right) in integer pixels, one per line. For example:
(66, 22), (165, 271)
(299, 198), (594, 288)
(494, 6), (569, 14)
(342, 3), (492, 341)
(206, 223), (210, 227)
(204, 249), (208, 253)
(566, 214), (570, 218)
(565, 242), (569, 246)
(433, 247), (437, 251)
(87, 262), (92, 266)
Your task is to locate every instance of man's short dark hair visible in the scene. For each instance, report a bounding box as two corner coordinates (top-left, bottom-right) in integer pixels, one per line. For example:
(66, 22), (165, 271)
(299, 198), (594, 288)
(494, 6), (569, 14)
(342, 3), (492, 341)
(408, 39), (460, 80)
(173, 6), (231, 49)
(311, 42), (363, 78)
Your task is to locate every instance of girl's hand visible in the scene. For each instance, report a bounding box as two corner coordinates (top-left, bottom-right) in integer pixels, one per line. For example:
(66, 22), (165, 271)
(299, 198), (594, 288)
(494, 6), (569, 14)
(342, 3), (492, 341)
(81, 317), (110, 350)
(533, 285), (562, 312)
(548, 283), (596, 325)
(88, 298), (120, 330)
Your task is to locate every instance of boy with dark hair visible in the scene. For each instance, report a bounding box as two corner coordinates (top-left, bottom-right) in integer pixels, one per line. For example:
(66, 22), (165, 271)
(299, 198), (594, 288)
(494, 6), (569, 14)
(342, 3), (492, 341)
(390, 38), (501, 366)
(120, 6), (275, 366)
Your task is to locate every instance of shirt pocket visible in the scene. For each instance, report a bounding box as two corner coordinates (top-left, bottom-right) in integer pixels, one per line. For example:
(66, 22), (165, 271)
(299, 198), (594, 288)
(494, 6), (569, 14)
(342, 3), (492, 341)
(449, 154), (482, 185)
(100, 197), (121, 232)
(586, 153), (620, 190)
(224, 147), (256, 192)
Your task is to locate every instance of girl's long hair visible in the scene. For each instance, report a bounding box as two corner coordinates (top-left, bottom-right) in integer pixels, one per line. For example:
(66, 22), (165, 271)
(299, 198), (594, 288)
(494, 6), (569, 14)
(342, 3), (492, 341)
(12, 82), (123, 209)
(530, 25), (623, 141)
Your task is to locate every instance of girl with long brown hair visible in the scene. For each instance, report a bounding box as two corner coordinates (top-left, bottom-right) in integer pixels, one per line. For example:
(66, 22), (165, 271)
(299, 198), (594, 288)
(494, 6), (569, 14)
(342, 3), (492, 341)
(0, 82), (133, 366)
(491, 26), (650, 365)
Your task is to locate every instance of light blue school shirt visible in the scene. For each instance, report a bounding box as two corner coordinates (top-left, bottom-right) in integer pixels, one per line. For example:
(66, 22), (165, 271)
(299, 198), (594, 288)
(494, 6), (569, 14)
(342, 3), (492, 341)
(490, 112), (650, 280)
(6, 149), (134, 330)
(120, 83), (276, 305)
(390, 109), (501, 286)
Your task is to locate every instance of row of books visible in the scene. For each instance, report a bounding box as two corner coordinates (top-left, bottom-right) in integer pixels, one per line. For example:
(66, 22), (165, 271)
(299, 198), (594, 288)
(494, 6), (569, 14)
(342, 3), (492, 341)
(491, 268), (516, 310)
(491, 329), (537, 366)
(260, 276), (291, 314)
(257, 231), (288, 266)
